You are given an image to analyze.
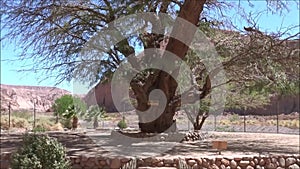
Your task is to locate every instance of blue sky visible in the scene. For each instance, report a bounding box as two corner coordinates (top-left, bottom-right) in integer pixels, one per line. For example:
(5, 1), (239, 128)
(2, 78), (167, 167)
(1, 1), (299, 94)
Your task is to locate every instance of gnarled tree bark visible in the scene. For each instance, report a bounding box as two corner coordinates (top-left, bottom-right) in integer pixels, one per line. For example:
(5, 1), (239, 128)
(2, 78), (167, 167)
(132, 0), (207, 133)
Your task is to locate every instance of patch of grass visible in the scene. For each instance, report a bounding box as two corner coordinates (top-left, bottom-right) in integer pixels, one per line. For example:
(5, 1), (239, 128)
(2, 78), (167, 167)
(229, 114), (240, 122)
(219, 119), (241, 125)
(35, 117), (55, 131)
(0, 116), (30, 130)
(216, 125), (235, 132)
(11, 111), (32, 121)
(265, 119), (299, 129)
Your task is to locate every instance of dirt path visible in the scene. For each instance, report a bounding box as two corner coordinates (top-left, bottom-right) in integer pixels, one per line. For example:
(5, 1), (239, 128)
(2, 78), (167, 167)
(1, 131), (299, 158)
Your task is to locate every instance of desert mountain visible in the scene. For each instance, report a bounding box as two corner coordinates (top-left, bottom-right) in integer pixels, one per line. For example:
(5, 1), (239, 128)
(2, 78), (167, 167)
(1, 84), (71, 112)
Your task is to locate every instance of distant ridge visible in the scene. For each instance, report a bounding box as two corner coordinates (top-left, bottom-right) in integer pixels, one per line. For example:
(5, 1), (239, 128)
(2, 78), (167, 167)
(0, 84), (71, 112)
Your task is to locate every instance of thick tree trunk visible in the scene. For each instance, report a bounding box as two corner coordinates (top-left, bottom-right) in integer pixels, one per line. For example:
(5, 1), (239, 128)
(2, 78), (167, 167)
(134, 0), (207, 133)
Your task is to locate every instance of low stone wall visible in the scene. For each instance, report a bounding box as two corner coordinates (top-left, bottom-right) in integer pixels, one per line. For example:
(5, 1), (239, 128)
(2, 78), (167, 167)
(1, 152), (299, 169)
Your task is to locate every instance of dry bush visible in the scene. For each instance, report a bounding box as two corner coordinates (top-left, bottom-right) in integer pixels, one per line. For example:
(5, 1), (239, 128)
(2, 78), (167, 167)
(0, 116), (30, 130)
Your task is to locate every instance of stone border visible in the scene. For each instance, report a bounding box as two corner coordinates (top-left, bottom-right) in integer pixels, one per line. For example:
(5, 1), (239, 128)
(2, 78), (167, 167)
(1, 152), (299, 169)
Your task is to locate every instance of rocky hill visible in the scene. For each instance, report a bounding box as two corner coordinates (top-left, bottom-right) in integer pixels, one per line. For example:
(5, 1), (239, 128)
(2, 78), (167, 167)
(1, 84), (71, 112)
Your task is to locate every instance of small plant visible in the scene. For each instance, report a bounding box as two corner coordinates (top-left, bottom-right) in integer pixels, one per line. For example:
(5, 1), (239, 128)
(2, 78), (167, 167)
(32, 126), (46, 132)
(11, 133), (70, 169)
(117, 117), (127, 129)
(80, 105), (106, 129)
(229, 114), (240, 122)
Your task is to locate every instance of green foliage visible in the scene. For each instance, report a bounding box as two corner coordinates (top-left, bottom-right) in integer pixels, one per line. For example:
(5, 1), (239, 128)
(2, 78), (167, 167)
(83, 105), (106, 129)
(117, 117), (127, 129)
(53, 95), (74, 117)
(53, 95), (86, 128)
(80, 105), (106, 122)
(229, 114), (239, 122)
(216, 125), (235, 132)
(32, 126), (46, 132)
(11, 133), (70, 169)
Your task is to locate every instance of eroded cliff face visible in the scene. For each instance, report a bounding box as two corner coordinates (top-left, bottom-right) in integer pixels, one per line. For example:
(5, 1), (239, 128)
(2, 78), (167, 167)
(1, 84), (70, 112)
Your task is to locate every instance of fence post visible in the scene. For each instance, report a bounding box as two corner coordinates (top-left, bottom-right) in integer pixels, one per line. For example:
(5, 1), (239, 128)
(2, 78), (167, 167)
(276, 99), (279, 133)
(243, 109), (246, 132)
(33, 101), (36, 128)
(214, 115), (216, 131)
(8, 102), (11, 129)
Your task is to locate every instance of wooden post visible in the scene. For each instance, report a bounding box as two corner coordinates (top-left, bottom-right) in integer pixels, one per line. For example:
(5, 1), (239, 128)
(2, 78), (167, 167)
(8, 102), (11, 129)
(33, 101), (36, 128)
(214, 115), (216, 131)
(243, 109), (246, 132)
(276, 99), (279, 133)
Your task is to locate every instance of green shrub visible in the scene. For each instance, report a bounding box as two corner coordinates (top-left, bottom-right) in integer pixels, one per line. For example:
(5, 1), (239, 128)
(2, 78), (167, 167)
(32, 126), (46, 132)
(11, 133), (70, 169)
(229, 114), (240, 122)
(117, 117), (127, 129)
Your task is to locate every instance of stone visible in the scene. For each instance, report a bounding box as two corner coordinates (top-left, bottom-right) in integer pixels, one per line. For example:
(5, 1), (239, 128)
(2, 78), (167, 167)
(286, 157), (297, 166)
(0, 162), (10, 169)
(271, 158), (277, 164)
(279, 157), (285, 167)
(255, 165), (262, 169)
(265, 158), (271, 165)
(216, 159), (222, 166)
(164, 159), (174, 164)
(234, 157), (242, 162)
(75, 158), (81, 164)
(196, 158), (202, 165)
(144, 157), (153, 163)
(242, 157), (253, 161)
(254, 158), (259, 165)
(86, 158), (95, 167)
(99, 160), (106, 166)
(220, 164), (226, 169)
(157, 161), (164, 167)
(187, 159), (197, 166)
(137, 159), (144, 166)
(230, 160), (238, 168)
(246, 166), (254, 169)
(265, 163), (276, 169)
(72, 164), (82, 169)
(288, 164), (300, 169)
(81, 156), (88, 162)
(211, 164), (219, 169)
(249, 160), (255, 167)
(259, 159), (266, 166)
(239, 160), (250, 167)
(202, 159), (209, 167)
(121, 158), (130, 163)
(221, 159), (230, 166)
(110, 158), (121, 169)
(192, 163), (200, 169)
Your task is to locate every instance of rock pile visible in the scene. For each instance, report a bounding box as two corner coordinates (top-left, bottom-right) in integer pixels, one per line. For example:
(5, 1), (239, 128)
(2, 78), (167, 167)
(1, 151), (299, 169)
(181, 131), (209, 142)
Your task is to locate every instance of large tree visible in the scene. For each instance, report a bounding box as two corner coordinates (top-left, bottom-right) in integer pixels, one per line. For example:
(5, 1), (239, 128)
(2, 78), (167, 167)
(2, 0), (299, 133)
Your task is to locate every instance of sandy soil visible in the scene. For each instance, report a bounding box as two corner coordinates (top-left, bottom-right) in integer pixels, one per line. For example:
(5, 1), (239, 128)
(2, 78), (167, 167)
(1, 131), (299, 158)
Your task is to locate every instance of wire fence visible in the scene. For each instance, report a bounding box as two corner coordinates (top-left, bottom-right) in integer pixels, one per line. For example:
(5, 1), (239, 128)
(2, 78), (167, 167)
(1, 102), (299, 135)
